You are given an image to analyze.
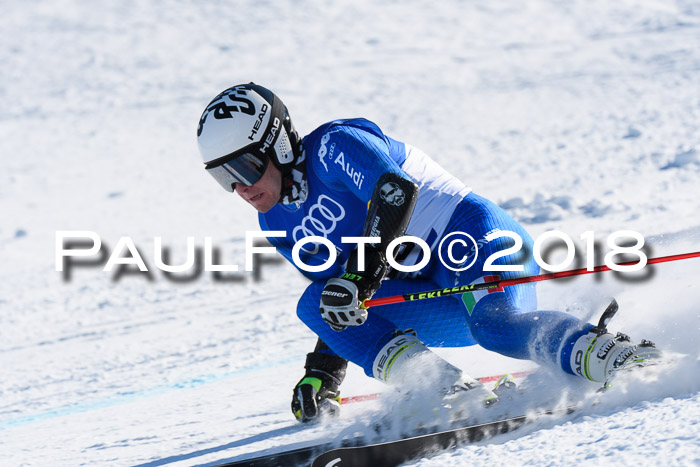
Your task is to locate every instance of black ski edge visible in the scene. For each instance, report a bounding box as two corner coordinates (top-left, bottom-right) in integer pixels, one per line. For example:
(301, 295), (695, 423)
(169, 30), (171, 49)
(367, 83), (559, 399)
(311, 405), (577, 467)
(215, 441), (333, 467)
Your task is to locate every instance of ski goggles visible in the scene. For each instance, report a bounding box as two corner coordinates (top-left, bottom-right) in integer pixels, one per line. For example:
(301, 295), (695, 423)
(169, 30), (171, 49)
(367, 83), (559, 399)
(205, 151), (270, 192)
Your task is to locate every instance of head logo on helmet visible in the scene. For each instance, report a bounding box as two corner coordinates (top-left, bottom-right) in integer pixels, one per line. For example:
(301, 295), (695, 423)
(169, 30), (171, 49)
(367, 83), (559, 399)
(248, 104), (270, 142)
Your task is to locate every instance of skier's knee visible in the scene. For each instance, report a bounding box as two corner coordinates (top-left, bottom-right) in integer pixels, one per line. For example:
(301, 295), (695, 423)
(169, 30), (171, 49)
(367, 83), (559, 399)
(467, 300), (527, 356)
(296, 280), (325, 323)
(468, 319), (506, 352)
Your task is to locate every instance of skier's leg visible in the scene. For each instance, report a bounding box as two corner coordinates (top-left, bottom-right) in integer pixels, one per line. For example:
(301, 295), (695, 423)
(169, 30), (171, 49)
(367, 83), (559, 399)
(463, 289), (589, 366)
(297, 280), (496, 402)
(297, 279), (496, 401)
(297, 278), (477, 376)
(438, 192), (660, 381)
(464, 272), (661, 382)
(433, 192), (593, 372)
(368, 279), (478, 347)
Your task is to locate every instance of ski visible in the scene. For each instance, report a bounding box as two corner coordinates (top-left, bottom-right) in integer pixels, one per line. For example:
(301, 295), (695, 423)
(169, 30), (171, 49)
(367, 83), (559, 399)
(216, 370), (536, 466)
(310, 405), (576, 467)
(316, 352), (676, 467)
(218, 441), (333, 467)
(219, 404), (575, 467)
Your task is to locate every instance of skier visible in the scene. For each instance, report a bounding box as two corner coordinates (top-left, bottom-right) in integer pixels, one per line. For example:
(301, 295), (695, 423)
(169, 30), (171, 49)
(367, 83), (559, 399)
(196, 83), (660, 422)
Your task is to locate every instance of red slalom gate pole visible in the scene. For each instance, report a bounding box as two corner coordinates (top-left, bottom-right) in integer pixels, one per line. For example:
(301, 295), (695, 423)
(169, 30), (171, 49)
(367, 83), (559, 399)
(362, 251), (700, 309)
(341, 369), (536, 405)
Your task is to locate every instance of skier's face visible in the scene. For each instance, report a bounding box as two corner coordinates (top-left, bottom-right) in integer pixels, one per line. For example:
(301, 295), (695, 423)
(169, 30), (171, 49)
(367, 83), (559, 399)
(234, 162), (281, 213)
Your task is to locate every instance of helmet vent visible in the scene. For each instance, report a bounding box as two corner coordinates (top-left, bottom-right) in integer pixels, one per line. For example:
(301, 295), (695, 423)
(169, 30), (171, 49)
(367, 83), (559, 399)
(274, 127), (294, 164)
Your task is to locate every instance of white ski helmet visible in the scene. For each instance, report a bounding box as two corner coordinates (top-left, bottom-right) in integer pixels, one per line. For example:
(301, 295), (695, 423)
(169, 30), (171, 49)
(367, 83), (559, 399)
(197, 83), (302, 192)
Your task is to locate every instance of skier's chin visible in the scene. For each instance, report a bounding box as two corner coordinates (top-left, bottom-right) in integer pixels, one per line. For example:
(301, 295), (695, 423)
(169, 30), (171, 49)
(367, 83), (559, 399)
(248, 193), (277, 213)
(254, 204), (275, 213)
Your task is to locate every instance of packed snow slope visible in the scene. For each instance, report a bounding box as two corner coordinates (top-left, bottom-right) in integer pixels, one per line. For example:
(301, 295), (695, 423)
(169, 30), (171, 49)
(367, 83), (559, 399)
(1, 0), (699, 465)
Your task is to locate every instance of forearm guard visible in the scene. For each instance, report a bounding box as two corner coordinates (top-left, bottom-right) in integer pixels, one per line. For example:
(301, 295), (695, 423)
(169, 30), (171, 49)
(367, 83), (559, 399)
(362, 172), (419, 252)
(342, 172), (419, 300)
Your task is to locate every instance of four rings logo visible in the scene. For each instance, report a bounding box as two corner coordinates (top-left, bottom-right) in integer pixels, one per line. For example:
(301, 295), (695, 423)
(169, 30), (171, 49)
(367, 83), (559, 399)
(292, 195), (346, 254)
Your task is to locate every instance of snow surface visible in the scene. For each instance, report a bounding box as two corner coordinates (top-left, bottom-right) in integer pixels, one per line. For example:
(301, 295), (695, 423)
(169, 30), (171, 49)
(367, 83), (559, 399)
(1, 0), (699, 465)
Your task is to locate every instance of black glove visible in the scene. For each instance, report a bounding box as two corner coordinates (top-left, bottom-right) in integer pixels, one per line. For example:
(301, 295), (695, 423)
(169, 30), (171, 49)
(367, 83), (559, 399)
(320, 246), (387, 331)
(291, 350), (347, 423)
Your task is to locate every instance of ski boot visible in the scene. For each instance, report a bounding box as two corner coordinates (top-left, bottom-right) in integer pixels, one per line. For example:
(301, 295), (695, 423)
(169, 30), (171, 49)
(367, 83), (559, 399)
(372, 331), (497, 406)
(484, 374), (517, 407)
(370, 331), (499, 435)
(569, 299), (662, 386)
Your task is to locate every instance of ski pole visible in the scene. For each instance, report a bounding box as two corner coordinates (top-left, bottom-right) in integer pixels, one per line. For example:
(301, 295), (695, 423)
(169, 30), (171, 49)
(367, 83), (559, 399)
(362, 250), (700, 309)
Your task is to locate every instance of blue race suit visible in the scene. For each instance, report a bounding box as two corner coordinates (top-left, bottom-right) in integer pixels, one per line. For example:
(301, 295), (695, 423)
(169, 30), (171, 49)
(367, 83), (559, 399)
(259, 119), (592, 377)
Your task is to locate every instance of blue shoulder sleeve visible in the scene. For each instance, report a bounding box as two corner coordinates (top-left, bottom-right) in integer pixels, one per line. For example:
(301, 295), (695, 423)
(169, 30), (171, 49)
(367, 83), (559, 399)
(309, 120), (407, 203)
